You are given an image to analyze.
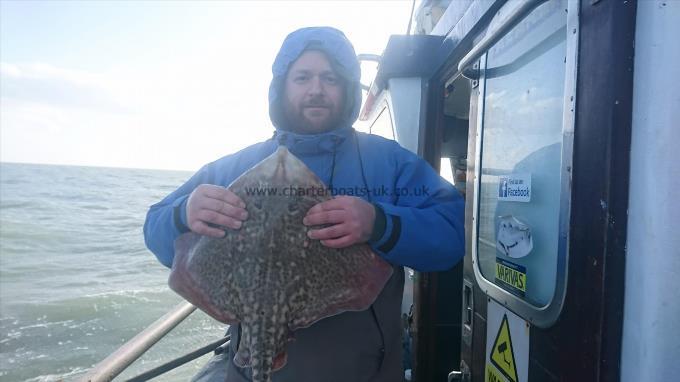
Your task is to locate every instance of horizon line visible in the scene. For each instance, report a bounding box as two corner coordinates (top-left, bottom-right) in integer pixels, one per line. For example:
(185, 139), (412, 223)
(0, 160), (195, 173)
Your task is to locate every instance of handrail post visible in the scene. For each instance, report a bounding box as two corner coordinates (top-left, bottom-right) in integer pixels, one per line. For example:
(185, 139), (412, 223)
(457, 0), (548, 77)
(80, 301), (197, 382)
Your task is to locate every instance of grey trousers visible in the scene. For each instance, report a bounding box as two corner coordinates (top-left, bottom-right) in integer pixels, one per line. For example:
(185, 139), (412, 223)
(191, 348), (250, 382)
(190, 352), (229, 382)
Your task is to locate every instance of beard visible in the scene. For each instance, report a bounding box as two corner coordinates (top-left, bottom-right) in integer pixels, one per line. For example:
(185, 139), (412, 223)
(282, 97), (344, 134)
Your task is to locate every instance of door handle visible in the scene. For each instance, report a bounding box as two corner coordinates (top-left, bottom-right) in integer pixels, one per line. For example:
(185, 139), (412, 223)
(448, 360), (471, 382)
(448, 370), (462, 382)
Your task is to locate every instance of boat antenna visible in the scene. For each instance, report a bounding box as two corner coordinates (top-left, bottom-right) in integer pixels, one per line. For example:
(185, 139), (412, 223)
(406, 0), (417, 35)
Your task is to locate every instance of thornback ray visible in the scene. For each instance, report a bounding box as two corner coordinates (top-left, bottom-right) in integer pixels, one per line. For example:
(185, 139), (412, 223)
(168, 146), (393, 382)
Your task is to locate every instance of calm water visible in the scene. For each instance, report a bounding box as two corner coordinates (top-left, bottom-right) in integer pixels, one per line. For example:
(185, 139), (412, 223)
(0, 163), (225, 381)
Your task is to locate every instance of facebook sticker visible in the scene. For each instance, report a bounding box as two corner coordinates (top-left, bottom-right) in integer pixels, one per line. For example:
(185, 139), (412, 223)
(497, 174), (531, 202)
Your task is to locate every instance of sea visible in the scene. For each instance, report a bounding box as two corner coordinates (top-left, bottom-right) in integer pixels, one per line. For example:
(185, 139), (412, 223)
(0, 163), (226, 381)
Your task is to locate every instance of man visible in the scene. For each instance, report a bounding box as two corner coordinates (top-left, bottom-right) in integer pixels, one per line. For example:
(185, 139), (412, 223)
(144, 26), (464, 382)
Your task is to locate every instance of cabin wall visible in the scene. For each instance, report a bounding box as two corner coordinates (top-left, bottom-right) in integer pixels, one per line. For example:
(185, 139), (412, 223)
(621, 1), (680, 381)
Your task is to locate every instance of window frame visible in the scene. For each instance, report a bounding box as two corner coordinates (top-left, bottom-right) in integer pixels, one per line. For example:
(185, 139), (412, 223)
(470, 0), (579, 328)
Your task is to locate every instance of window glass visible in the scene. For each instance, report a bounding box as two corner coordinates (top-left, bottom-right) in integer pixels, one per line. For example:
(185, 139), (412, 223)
(370, 106), (395, 140)
(477, 0), (567, 306)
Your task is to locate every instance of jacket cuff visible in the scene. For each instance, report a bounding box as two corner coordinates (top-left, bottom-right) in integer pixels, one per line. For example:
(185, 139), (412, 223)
(369, 203), (386, 243)
(172, 195), (190, 234)
(369, 202), (402, 254)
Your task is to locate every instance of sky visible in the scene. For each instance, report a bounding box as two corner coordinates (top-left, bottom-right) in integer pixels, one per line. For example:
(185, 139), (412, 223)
(0, 0), (414, 171)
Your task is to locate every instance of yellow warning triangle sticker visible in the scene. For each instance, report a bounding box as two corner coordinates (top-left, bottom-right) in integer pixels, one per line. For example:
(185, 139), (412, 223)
(489, 314), (519, 382)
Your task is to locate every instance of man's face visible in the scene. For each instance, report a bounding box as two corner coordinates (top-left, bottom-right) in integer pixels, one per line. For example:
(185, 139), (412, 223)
(283, 50), (345, 134)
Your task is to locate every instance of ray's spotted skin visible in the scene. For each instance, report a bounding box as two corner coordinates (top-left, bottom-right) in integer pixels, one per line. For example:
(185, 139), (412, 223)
(169, 147), (393, 382)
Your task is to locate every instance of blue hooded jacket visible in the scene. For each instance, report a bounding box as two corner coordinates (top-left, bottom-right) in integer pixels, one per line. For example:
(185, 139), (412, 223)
(143, 26), (464, 273)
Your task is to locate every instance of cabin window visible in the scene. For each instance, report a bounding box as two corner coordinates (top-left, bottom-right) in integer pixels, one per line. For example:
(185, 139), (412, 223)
(369, 106), (395, 140)
(474, 0), (570, 311)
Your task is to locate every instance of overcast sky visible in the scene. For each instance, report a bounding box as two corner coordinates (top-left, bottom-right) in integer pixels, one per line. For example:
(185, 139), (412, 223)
(0, 0), (414, 171)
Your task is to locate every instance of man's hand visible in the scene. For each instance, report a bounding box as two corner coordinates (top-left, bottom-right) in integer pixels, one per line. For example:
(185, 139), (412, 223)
(303, 196), (375, 248)
(186, 184), (248, 238)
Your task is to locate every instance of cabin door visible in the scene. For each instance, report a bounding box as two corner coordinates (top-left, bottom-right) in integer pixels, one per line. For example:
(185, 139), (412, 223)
(453, 1), (577, 381)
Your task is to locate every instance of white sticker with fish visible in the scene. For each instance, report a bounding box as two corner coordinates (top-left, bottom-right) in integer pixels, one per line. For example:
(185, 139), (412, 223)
(496, 216), (533, 258)
(498, 173), (531, 202)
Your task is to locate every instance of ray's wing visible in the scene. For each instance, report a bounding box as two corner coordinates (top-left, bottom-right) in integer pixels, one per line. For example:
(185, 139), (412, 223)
(169, 226), (260, 324)
(285, 241), (393, 331)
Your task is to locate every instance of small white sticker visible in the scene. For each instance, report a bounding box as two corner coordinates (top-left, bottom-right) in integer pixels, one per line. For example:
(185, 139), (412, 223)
(497, 216), (533, 258)
(498, 173), (531, 202)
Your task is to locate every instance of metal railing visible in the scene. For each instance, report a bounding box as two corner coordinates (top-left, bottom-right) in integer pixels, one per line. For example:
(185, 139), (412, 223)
(458, 0), (548, 79)
(125, 335), (230, 382)
(80, 301), (197, 382)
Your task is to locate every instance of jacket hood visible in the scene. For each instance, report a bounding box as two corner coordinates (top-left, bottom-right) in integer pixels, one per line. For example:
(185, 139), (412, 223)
(268, 26), (362, 133)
